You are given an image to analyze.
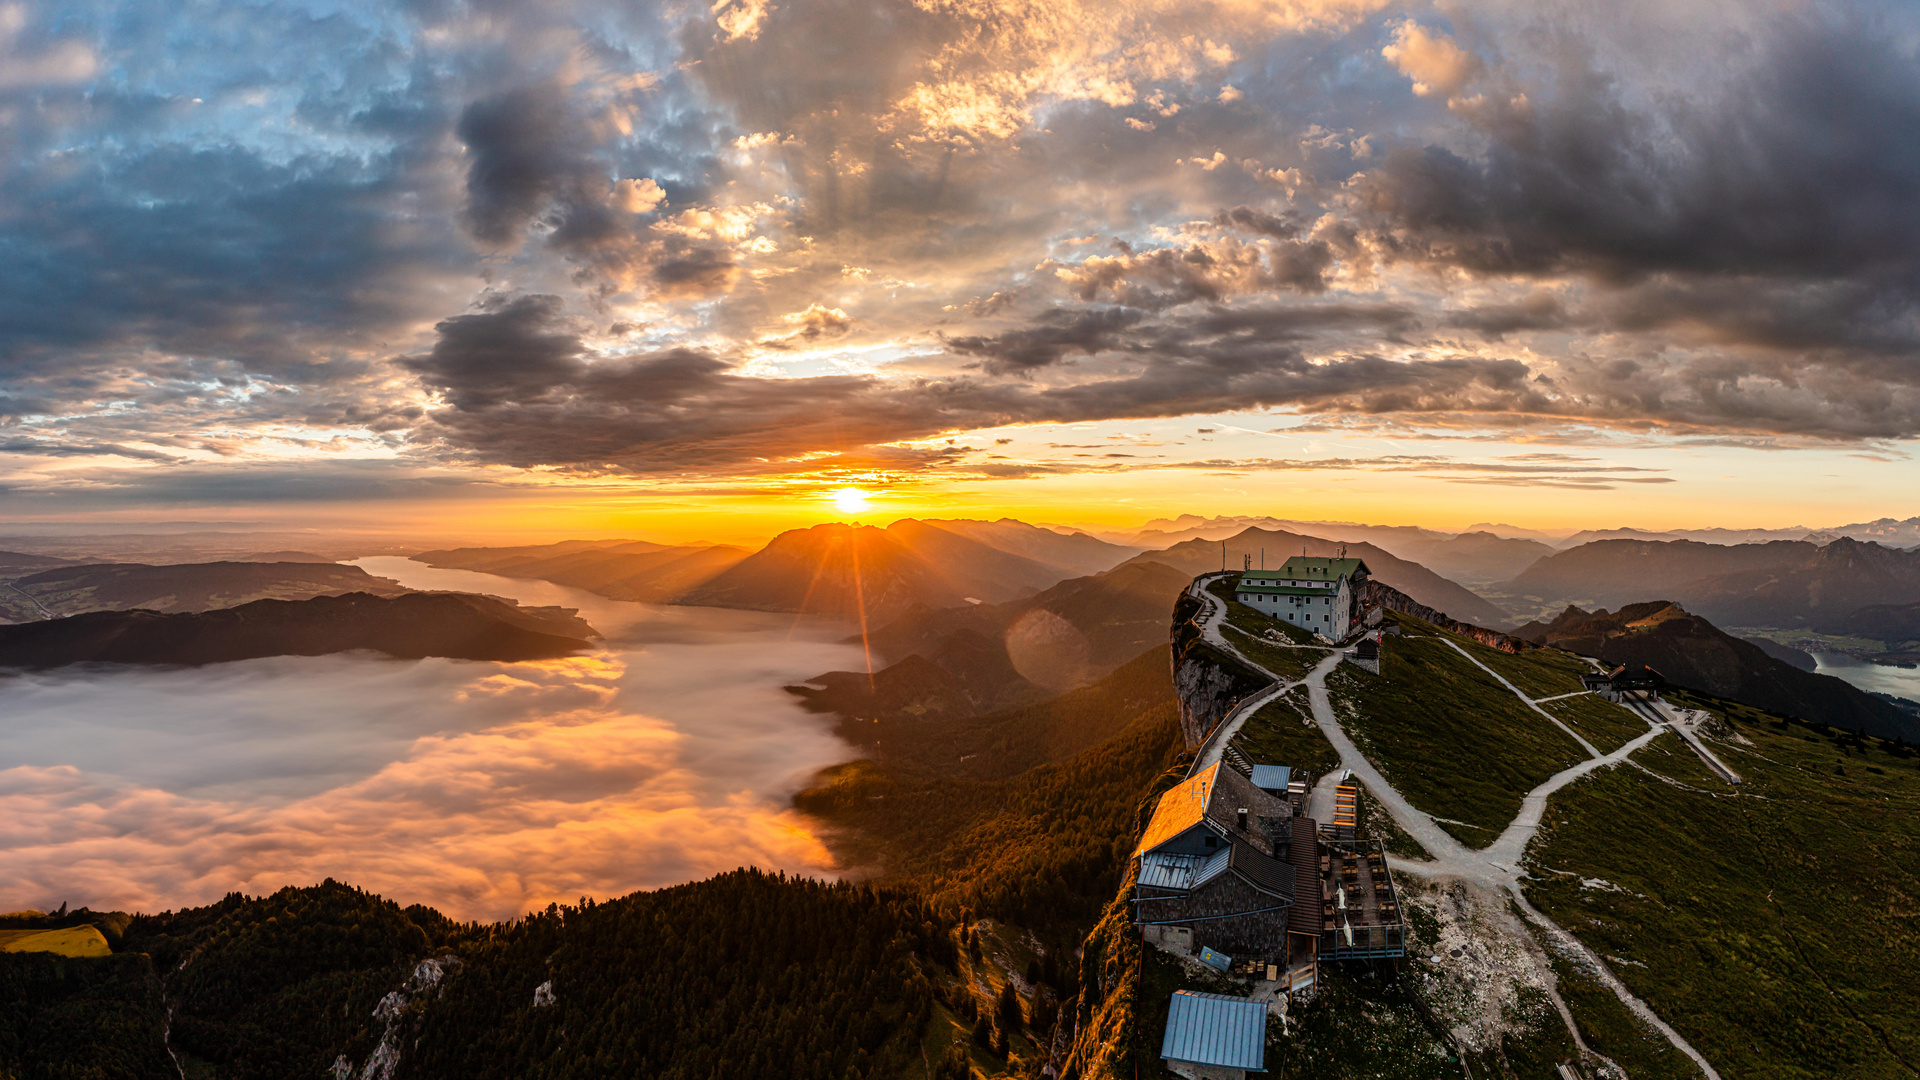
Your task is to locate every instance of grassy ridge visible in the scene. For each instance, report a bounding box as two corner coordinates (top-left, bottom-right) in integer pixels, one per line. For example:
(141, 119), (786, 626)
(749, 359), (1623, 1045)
(1525, 699), (1920, 1079)
(1327, 616), (1589, 843)
(1534, 945), (1704, 1080)
(1543, 693), (1654, 753)
(1456, 637), (1596, 700)
(0, 926), (111, 958)
(1220, 624), (1329, 681)
(1227, 688), (1342, 780)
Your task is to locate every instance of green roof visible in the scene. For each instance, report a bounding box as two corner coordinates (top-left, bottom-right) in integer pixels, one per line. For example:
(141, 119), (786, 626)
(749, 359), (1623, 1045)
(1276, 555), (1369, 580)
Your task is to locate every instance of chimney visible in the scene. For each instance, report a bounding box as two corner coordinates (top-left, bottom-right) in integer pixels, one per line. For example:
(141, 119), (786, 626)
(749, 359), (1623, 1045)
(1236, 808), (1248, 832)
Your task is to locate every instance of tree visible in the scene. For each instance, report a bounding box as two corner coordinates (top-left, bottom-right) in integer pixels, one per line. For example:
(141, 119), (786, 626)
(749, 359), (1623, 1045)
(934, 1045), (973, 1080)
(996, 980), (1023, 1033)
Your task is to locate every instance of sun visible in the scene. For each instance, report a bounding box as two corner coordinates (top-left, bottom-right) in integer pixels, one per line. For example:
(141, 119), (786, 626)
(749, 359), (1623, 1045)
(832, 486), (873, 515)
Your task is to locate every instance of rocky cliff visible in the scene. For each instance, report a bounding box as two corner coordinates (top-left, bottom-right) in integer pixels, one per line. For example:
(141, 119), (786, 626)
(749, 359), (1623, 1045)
(1168, 588), (1268, 748)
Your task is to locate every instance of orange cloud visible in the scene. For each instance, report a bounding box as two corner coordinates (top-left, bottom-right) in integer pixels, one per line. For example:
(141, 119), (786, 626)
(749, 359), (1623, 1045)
(0, 627), (865, 921)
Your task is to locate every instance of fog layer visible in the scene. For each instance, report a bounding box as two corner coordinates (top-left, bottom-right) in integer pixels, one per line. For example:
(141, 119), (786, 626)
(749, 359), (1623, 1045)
(0, 559), (864, 920)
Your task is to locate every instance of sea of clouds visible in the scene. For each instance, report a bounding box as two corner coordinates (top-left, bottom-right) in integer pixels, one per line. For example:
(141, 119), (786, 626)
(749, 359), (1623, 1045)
(0, 559), (865, 921)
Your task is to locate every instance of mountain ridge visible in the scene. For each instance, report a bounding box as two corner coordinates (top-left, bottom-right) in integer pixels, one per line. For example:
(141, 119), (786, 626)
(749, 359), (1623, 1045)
(1513, 600), (1915, 740)
(0, 592), (598, 669)
(1122, 525), (1512, 627)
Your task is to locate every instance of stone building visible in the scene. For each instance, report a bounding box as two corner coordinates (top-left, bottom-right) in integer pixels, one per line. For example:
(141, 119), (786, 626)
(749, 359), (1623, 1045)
(1135, 761), (1407, 985)
(1133, 763), (1300, 962)
(1233, 555), (1370, 639)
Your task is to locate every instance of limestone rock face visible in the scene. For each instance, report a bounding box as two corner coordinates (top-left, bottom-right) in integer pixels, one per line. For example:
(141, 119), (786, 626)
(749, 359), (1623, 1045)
(1167, 587), (1267, 748)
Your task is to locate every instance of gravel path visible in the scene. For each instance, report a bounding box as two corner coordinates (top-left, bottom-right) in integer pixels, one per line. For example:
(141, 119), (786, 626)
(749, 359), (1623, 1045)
(1181, 572), (1722, 1078)
(1183, 573), (1332, 779)
(1433, 636), (1605, 757)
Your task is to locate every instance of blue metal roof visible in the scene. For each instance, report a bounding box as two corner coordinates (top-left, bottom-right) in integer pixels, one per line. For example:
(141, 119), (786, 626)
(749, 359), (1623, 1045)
(1191, 846), (1232, 889)
(1137, 850), (1209, 890)
(1160, 991), (1267, 1071)
(1249, 765), (1292, 791)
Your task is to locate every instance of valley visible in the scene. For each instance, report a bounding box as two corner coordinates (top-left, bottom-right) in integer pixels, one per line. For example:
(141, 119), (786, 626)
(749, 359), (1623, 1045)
(4, 520), (1920, 1080)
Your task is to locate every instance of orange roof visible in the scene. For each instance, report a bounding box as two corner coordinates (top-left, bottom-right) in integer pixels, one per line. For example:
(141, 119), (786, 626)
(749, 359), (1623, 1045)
(1135, 763), (1223, 859)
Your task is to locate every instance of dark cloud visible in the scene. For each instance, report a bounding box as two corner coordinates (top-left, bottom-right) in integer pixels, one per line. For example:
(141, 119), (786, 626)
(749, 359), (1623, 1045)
(1214, 206), (1309, 241)
(1048, 233), (1337, 307)
(457, 84), (593, 248)
(945, 307), (1145, 375)
(0, 439), (175, 463)
(650, 243), (740, 296)
(401, 293), (1554, 473)
(403, 295), (586, 409)
(1353, 13), (1920, 309)
(1444, 292), (1571, 341)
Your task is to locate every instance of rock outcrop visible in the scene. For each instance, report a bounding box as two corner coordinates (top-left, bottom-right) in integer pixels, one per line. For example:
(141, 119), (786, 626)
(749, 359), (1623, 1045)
(1357, 580), (1528, 654)
(1168, 588), (1268, 748)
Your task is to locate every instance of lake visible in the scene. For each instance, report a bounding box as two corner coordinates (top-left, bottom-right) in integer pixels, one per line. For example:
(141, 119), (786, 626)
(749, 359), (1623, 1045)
(1813, 651), (1920, 704)
(0, 558), (865, 921)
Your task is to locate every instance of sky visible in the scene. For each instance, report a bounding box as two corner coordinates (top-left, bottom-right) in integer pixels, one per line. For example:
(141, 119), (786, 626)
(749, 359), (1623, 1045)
(3, 0), (1919, 543)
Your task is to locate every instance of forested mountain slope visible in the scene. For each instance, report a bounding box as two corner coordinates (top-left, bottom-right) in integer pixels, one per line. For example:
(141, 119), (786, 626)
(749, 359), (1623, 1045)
(0, 592), (598, 669)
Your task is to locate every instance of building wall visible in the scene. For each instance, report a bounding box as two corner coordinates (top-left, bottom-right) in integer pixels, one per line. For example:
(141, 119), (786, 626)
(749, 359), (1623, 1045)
(1136, 874), (1293, 961)
(1235, 577), (1358, 638)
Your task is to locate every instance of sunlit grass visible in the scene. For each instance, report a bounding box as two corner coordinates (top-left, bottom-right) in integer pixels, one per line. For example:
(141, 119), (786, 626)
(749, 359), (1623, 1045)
(0, 926), (111, 958)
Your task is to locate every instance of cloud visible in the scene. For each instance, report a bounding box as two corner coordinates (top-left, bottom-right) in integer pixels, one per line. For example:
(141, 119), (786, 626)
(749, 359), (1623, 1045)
(762, 302), (856, 348)
(400, 292), (1552, 473)
(4, 0), (1920, 497)
(1380, 21), (1481, 100)
(1046, 232), (1337, 307)
(945, 306), (1145, 375)
(0, 576), (868, 921)
(0, 4), (97, 91)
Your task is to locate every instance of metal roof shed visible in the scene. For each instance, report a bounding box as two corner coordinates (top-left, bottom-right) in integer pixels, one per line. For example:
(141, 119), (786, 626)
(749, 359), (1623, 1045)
(1249, 765), (1291, 794)
(1161, 991), (1267, 1075)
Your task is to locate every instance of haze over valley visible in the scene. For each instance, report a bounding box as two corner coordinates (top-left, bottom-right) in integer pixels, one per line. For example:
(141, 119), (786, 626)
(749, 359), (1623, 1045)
(5, 0), (1920, 1073)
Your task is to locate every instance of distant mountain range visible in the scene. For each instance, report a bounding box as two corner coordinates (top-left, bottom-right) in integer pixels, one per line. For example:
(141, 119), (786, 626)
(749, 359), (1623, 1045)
(1554, 517), (1920, 549)
(0, 592), (597, 669)
(0, 561), (410, 624)
(417, 519), (1139, 628)
(1091, 516), (1552, 584)
(678, 519), (1136, 624)
(413, 539), (753, 602)
(406, 520), (1512, 689)
(1506, 538), (1920, 634)
(1120, 526), (1512, 627)
(1514, 601), (1916, 741)
(1099, 513), (1920, 569)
